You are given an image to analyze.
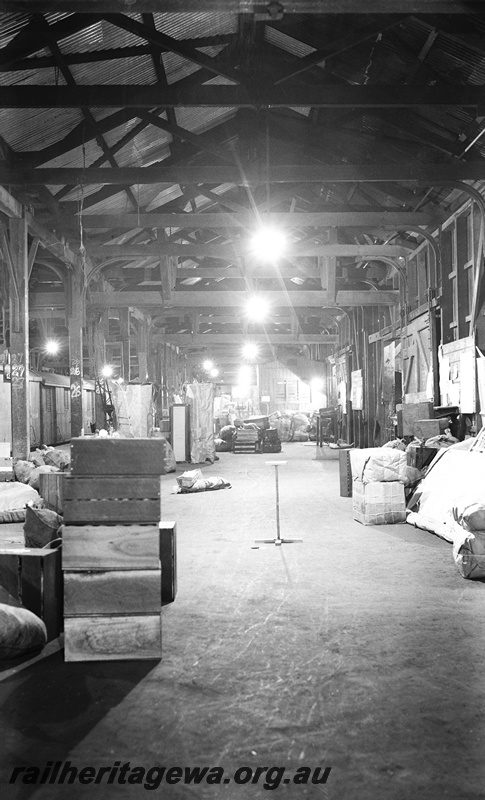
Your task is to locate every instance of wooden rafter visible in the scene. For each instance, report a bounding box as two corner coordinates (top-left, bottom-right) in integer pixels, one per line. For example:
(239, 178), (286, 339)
(137, 111), (236, 164)
(51, 211), (444, 228)
(34, 13), (140, 214)
(104, 13), (241, 85)
(4, 84), (485, 108)
(0, 1), (480, 12)
(6, 163), (485, 184)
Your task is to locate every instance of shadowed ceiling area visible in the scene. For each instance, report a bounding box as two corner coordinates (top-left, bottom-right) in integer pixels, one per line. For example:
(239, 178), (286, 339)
(2, 0), (485, 373)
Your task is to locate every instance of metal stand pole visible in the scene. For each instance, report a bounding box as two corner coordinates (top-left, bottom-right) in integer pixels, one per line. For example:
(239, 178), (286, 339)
(255, 460), (303, 546)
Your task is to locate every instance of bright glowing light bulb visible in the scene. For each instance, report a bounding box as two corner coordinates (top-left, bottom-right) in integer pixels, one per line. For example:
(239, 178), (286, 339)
(203, 359), (213, 371)
(245, 296), (269, 322)
(101, 365), (113, 378)
(250, 227), (286, 260)
(44, 339), (60, 356)
(311, 377), (324, 392)
(242, 342), (259, 360)
(210, 368), (219, 378)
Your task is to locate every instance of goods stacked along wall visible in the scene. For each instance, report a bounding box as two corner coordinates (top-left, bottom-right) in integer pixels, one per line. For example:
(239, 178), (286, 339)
(350, 447), (407, 525)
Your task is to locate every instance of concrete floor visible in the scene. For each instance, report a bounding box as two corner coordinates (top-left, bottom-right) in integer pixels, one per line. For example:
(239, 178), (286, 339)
(1, 443), (485, 799)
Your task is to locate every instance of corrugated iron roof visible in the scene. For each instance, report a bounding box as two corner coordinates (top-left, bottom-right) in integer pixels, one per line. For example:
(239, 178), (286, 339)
(153, 11), (238, 40)
(0, 106), (83, 151)
(1, 10), (484, 244)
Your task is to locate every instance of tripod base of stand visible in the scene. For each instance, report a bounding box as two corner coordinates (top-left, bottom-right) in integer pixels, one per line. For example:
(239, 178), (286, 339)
(255, 537), (303, 546)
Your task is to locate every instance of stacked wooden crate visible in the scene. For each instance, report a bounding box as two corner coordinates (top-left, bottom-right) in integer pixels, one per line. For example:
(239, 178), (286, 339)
(62, 438), (170, 662)
(0, 547), (62, 641)
(233, 427), (261, 454)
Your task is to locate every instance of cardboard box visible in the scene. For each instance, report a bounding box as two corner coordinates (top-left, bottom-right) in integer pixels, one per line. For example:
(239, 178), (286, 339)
(353, 479), (406, 525)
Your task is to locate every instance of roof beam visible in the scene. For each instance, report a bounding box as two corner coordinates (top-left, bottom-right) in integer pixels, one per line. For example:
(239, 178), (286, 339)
(6, 163), (485, 185)
(87, 243), (410, 258)
(55, 211), (444, 228)
(176, 266), (316, 279)
(3, 84), (485, 109)
(84, 289), (399, 308)
(154, 334), (339, 345)
(0, 1), (478, 12)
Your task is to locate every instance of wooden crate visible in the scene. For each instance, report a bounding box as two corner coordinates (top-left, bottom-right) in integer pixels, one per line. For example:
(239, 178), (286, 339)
(64, 615), (162, 662)
(62, 476), (160, 524)
(402, 402), (434, 436)
(61, 524), (160, 571)
(64, 570), (161, 616)
(71, 437), (169, 475)
(38, 472), (66, 514)
(412, 418), (449, 438)
(160, 521), (177, 606)
(0, 548), (62, 641)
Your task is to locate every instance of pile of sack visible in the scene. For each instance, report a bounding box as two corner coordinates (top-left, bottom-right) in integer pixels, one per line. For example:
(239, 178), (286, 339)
(275, 412), (311, 443)
(13, 446), (70, 490)
(172, 468), (231, 494)
(215, 425), (236, 452)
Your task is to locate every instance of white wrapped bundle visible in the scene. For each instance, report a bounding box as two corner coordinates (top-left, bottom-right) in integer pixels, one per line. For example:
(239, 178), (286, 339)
(350, 447), (408, 484)
(453, 529), (485, 579)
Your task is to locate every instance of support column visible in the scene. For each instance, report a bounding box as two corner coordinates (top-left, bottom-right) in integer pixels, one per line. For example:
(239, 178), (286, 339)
(119, 308), (131, 382)
(94, 311), (108, 429)
(319, 227), (337, 301)
(137, 318), (148, 382)
(68, 262), (84, 438)
(9, 216), (30, 459)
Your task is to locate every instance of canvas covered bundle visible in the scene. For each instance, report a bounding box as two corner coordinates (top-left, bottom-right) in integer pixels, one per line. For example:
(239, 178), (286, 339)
(453, 529), (485, 580)
(350, 447), (408, 484)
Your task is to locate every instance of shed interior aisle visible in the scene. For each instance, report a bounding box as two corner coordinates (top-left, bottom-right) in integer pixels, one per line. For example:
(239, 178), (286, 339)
(1, 444), (485, 799)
